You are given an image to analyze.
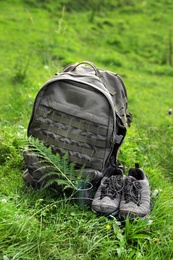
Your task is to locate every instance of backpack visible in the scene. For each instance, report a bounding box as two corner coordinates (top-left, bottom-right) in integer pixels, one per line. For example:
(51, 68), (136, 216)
(23, 61), (131, 193)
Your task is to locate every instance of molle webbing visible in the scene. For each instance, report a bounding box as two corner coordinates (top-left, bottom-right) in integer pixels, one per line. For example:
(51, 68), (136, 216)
(36, 121), (107, 148)
(31, 130), (106, 159)
(69, 155), (102, 170)
(30, 105), (111, 171)
(37, 107), (108, 136)
(31, 130), (104, 170)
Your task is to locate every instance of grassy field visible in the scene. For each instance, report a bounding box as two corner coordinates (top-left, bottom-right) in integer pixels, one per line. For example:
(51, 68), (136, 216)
(0, 0), (173, 259)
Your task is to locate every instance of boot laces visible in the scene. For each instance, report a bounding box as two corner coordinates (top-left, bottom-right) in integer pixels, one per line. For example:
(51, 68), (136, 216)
(124, 177), (142, 205)
(100, 175), (124, 200)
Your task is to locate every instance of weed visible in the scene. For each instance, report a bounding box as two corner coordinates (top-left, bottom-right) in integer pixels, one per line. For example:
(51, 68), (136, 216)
(24, 137), (84, 191)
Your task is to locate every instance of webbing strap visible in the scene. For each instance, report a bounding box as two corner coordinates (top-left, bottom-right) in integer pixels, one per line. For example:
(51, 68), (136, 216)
(114, 96), (128, 127)
(98, 74), (116, 96)
(117, 115), (127, 128)
(32, 131), (106, 159)
(69, 155), (102, 170)
(37, 107), (108, 136)
(37, 121), (107, 148)
(114, 96), (128, 113)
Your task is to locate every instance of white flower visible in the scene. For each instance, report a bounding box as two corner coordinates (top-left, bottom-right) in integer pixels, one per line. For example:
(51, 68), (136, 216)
(44, 65), (49, 70)
(138, 252), (142, 258)
(147, 219), (153, 225)
(1, 198), (7, 203)
(153, 189), (159, 197)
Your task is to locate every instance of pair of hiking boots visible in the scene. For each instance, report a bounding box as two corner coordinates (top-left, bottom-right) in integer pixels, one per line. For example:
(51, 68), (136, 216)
(91, 167), (150, 219)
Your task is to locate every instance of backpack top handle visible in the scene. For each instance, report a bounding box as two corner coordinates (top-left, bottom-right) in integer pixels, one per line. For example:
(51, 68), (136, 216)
(70, 61), (101, 77)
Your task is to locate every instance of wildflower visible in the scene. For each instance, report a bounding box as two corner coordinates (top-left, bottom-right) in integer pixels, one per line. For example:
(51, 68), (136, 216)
(147, 219), (153, 225)
(153, 238), (160, 243)
(138, 252), (142, 258)
(106, 224), (111, 229)
(1, 198), (7, 203)
(44, 65), (49, 70)
(153, 189), (159, 197)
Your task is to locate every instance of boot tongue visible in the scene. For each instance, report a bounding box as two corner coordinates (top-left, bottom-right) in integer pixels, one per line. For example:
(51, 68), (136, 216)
(128, 176), (136, 182)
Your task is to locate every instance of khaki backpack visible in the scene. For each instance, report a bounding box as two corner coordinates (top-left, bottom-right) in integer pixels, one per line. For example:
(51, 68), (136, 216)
(23, 61), (131, 190)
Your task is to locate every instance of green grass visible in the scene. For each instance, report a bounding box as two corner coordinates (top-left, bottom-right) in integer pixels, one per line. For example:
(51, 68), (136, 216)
(0, 0), (173, 259)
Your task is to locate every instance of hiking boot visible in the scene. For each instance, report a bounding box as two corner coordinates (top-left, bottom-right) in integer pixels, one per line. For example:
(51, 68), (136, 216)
(104, 165), (125, 178)
(91, 174), (124, 216)
(119, 167), (150, 219)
